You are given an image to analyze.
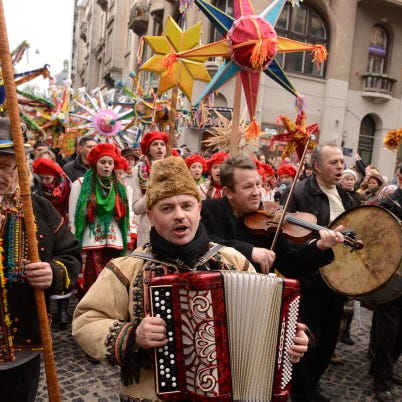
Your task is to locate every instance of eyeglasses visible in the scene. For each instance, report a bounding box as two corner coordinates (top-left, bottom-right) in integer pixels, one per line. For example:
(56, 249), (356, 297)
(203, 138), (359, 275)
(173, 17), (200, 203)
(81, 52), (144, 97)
(0, 163), (17, 173)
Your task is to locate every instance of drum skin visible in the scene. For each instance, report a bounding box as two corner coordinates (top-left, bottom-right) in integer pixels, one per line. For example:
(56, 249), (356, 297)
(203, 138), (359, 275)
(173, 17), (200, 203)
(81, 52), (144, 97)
(320, 205), (402, 302)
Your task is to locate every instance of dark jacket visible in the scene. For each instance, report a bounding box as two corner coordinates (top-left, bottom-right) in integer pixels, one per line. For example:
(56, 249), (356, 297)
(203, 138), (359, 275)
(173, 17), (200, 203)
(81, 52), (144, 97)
(2, 195), (81, 360)
(381, 187), (402, 220)
(286, 175), (354, 226)
(284, 175), (354, 291)
(63, 155), (88, 182)
(201, 196), (334, 277)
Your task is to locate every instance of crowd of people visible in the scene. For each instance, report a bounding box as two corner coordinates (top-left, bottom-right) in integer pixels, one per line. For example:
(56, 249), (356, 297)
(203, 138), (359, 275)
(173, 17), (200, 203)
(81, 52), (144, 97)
(0, 118), (401, 401)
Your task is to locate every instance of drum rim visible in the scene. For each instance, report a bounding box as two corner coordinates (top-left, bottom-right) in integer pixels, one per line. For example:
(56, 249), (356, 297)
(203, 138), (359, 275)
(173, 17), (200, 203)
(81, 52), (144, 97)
(320, 204), (402, 297)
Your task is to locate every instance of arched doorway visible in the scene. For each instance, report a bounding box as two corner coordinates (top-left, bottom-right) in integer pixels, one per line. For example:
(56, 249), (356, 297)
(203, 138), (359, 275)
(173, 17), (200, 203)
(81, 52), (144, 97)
(358, 115), (376, 166)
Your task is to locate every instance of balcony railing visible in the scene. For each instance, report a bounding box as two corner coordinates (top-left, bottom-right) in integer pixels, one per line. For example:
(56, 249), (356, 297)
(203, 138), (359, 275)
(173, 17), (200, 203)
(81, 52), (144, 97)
(361, 72), (396, 102)
(128, 1), (150, 36)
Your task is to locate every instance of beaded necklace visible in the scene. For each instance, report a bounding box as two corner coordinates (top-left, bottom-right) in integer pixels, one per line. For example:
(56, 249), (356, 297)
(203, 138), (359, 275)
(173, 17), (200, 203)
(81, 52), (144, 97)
(0, 238), (15, 362)
(0, 188), (28, 283)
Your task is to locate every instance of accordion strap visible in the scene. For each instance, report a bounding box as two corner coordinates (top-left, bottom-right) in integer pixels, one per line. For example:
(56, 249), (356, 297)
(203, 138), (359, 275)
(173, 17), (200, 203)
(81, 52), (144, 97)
(129, 243), (224, 269)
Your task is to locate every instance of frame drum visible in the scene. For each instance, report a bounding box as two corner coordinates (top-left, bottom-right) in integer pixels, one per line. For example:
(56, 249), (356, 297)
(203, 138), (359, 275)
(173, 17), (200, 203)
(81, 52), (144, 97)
(320, 205), (402, 303)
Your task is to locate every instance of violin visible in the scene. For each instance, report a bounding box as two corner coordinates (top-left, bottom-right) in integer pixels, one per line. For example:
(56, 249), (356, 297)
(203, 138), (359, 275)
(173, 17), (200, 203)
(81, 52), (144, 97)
(244, 203), (364, 251)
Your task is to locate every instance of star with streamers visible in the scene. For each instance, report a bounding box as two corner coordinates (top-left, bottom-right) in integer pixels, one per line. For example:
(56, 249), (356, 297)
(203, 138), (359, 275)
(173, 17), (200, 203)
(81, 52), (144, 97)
(270, 110), (319, 159)
(175, 0), (327, 138)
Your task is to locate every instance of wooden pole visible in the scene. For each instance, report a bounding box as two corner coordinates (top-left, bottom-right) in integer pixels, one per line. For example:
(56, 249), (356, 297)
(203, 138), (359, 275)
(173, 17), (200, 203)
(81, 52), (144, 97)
(230, 75), (242, 155)
(0, 2), (61, 401)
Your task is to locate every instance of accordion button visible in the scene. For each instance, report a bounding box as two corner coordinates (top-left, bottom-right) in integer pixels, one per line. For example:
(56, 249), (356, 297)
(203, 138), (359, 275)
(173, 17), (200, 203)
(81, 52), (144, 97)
(172, 382), (177, 387)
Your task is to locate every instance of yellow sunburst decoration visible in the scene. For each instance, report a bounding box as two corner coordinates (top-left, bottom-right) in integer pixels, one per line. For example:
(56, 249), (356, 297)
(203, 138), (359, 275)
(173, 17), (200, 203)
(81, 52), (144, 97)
(139, 17), (211, 101)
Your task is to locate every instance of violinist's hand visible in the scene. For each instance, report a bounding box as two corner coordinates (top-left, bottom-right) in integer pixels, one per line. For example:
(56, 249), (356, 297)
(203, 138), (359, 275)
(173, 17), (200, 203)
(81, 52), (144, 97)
(288, 323), (309, 364)
(23, 260), (53, 289)
(251, 247), (276, 274)
(135, 315), (168, 349)
(316, 225), (344, 251)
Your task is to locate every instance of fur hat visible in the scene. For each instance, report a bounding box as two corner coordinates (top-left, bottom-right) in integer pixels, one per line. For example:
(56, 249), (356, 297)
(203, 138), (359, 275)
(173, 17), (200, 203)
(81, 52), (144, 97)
(121, 147), (137, 159)
(32, 158), (63, 176)
(185, 154), (206, 171)
(146, 156), (201, 209)
(342, 168), (358, 181)
(140, 131), (169, 155)
(368, 173), (384, 186)
(206, 151), (228, 172)
(87, 143), (120, 167)
(0, 117), (30, 155)
(277, 164), (297, 178)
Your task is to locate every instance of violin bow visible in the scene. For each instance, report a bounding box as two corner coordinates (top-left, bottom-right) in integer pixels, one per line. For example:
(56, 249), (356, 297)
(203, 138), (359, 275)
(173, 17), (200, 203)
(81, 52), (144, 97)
(270, 138), (315, 251)
(0, 2), (61, 401)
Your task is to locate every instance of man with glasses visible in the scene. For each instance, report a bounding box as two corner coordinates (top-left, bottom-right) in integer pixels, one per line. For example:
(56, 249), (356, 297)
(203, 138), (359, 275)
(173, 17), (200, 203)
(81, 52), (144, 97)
(0, 117), (81, 402)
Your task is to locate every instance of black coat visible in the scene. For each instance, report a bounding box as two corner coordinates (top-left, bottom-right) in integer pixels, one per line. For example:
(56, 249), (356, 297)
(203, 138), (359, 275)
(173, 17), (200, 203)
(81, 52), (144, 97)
(201, 196), (334, 277)
(3, 195), (81, 356)
(63, 155), (88, 182)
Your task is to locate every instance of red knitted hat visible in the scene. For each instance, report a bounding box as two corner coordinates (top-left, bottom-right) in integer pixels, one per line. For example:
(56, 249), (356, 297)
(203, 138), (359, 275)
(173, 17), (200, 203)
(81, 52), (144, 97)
(114, 156), (129, 172)
(277, 164), (297, 178)
(140, 131), (169, 155)
(32, 158), (63, 176)
(206, 151), (228, 172)
(185, 154), (206, 171)
(87, 143), (121, 167)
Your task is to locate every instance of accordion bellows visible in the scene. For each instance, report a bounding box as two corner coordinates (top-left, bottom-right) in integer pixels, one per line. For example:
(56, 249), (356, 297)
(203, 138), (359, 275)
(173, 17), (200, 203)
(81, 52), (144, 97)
(150, 271), (300, 401)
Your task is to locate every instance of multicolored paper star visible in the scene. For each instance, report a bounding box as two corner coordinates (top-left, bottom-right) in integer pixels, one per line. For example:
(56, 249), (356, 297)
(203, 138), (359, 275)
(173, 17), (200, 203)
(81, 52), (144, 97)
(269, 110), (319, 159)
(139, 17), (211, 101)
(179, 0), (327, 138)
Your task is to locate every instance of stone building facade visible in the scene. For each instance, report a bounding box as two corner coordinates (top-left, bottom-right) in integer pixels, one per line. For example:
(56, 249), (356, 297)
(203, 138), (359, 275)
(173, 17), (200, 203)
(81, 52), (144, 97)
(71, 0), (402, 179)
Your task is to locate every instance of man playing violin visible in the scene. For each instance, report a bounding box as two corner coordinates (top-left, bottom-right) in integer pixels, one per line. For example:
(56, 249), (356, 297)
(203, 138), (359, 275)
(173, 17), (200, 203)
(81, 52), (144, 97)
(201, 153), (345, 276)
(284, 142), (355, 402)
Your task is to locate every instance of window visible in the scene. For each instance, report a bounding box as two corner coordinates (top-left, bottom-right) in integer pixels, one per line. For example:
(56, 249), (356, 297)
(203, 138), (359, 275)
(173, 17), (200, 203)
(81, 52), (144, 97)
(276, 3), (328, 78)
(367, 25), (388, 74)
(358, 115), (376, 166)
(210, 0), (234, 43)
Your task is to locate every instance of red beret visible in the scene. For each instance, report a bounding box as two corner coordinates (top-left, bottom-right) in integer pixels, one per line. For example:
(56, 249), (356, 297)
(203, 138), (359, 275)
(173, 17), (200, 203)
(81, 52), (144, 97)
(32, 158), (63, 176)
(87, 143), (121, 167)
(114, 156), (129, 172)
(185, 154), (206, 171)
(206, 151), (228, 171)
(140, 131), (169, 155)
(261, 163), (275, 177)
(277, 164), (297, 178)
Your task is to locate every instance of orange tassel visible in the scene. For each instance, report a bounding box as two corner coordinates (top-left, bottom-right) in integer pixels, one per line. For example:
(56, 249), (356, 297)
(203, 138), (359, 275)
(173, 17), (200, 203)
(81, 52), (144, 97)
(312, 45), (328, 67)
(246, 118), (261, 139)
(163, 53), (178, 74)
(250, 38), (276, 70)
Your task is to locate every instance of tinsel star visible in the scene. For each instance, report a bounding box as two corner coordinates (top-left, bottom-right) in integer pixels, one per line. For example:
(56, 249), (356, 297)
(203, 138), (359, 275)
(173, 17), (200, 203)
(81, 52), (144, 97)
(270, 110), (319, 159)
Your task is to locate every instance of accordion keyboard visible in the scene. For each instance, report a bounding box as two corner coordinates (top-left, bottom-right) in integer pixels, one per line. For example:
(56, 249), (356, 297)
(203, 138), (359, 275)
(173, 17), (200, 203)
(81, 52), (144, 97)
(151, 286), (180, 395)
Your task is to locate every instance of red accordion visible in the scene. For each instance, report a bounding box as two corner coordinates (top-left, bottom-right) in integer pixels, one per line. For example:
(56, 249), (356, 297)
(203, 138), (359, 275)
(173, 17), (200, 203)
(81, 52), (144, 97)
(150, 271), (300, 401)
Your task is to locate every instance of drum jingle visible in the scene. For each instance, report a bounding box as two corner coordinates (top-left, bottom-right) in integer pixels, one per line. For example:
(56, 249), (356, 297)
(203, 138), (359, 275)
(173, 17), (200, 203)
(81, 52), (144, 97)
(320, 205), (402, 303)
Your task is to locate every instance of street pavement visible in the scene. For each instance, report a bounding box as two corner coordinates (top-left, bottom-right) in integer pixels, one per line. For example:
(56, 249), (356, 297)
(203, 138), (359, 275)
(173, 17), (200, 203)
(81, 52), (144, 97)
(36, 296), (401, 402)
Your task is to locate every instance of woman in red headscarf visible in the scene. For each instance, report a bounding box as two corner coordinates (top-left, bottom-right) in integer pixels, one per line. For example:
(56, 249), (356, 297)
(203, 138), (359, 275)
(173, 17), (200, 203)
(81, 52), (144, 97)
(131, 130), (168, 247)
(32, 157), (71, 222)
(68, 143), (129, 300)
(32, 157), (74, 330)
(185, 154), (207, 185)
(199, 151), (228, 199)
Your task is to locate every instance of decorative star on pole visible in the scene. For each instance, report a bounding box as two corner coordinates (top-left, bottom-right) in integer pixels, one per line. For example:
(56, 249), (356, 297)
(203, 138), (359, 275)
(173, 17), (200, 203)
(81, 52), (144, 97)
(139, 17), (211, 101)
(175, 0), (327, 138)
(269, 109), (319, 159)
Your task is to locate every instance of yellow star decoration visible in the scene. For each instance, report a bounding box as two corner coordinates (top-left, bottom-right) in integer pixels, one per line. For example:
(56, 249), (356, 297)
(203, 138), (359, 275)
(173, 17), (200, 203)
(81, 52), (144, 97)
(140, 17), (211, 101)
